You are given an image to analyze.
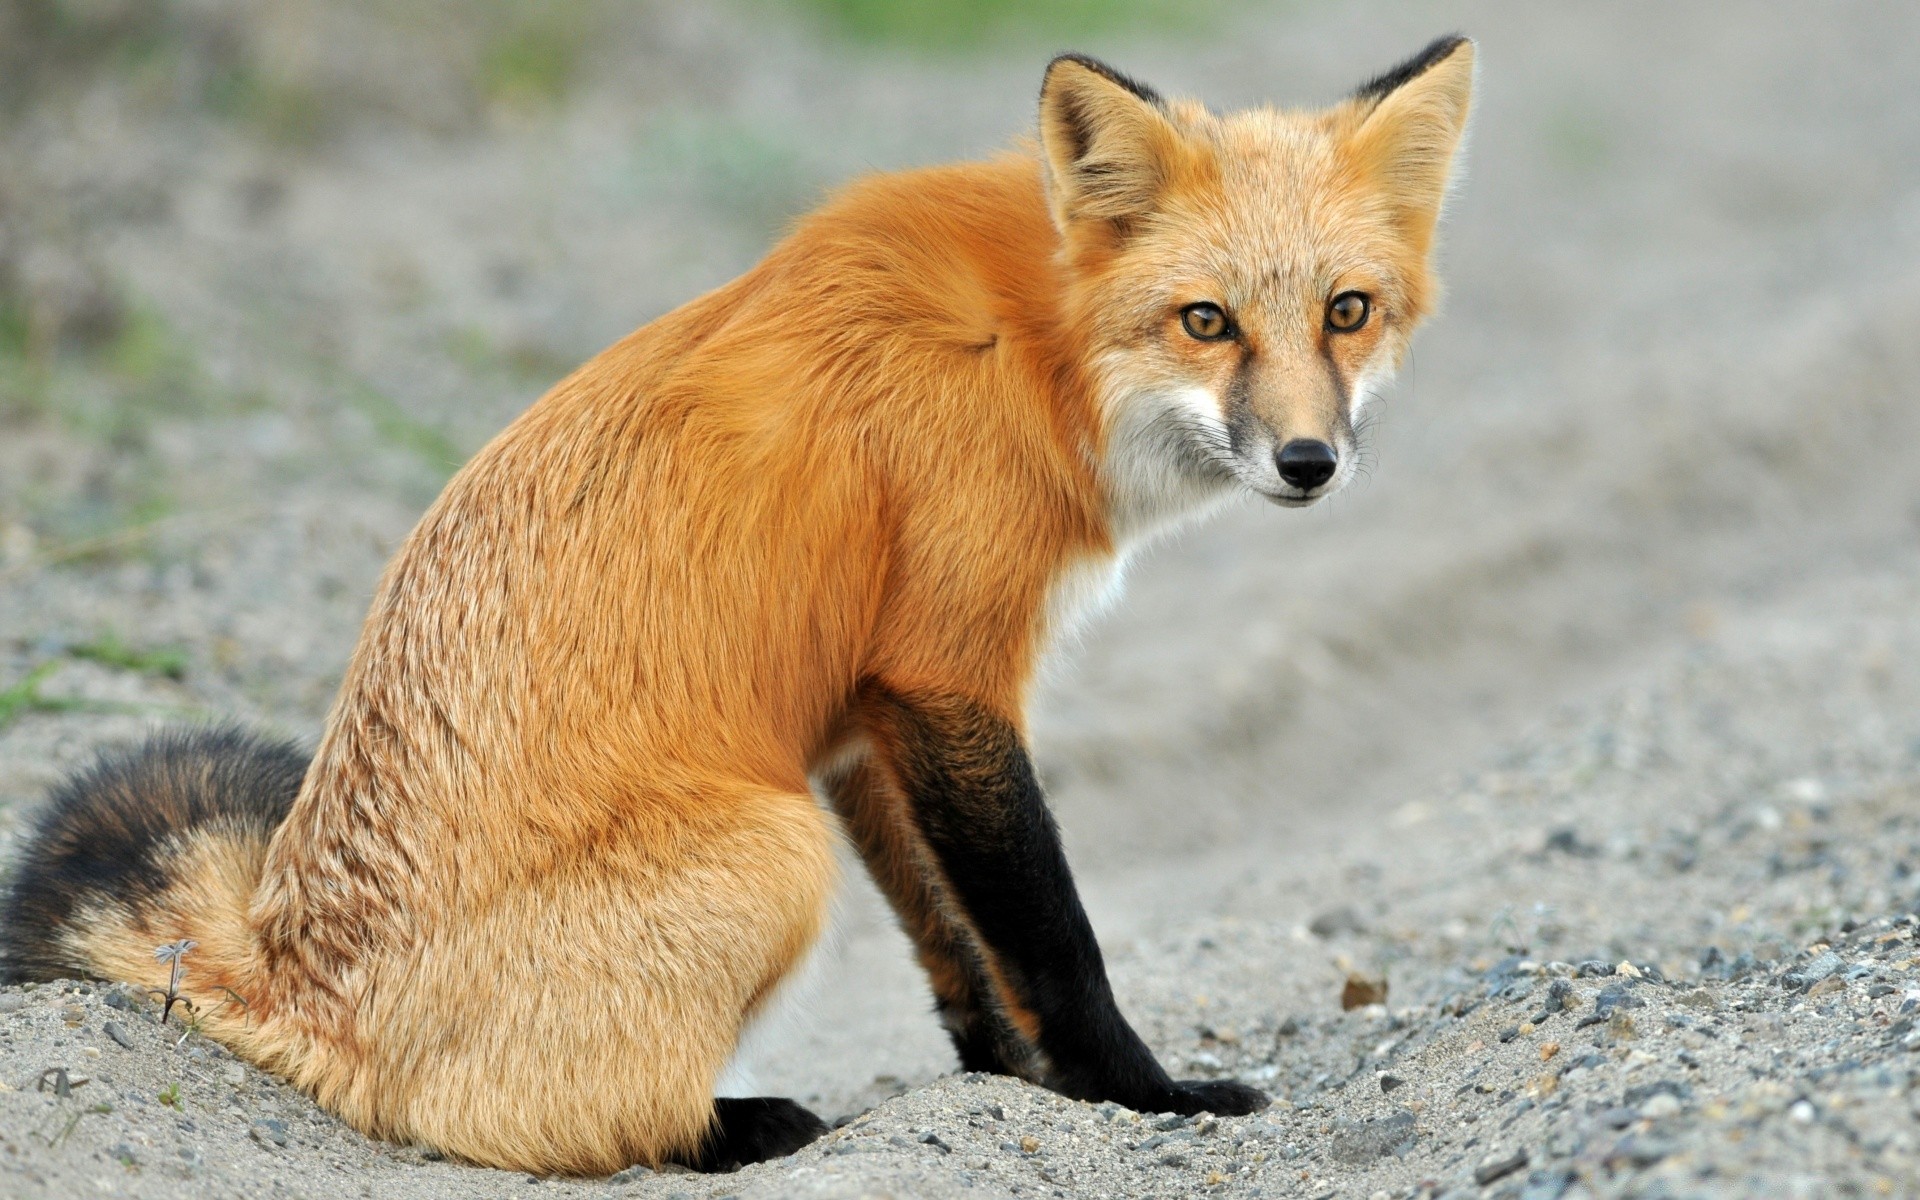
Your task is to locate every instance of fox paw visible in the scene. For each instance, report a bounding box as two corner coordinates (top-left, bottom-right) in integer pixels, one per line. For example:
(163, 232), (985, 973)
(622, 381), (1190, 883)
(1158, 1079), (1270, 1117)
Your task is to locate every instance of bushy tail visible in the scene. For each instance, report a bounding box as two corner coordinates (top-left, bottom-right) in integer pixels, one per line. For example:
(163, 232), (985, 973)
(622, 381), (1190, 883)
(0, 728), (307, 993)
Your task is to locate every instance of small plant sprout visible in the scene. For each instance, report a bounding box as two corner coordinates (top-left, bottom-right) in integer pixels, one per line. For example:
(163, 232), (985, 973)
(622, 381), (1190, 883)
(152, 938), (197, 1024)
(158, 1082), (181, 1108)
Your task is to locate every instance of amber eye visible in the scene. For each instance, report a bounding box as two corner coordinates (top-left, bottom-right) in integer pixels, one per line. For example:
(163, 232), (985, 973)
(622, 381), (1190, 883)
(1327, 291), (1370, 332)
(1180, 302), (1233, 341)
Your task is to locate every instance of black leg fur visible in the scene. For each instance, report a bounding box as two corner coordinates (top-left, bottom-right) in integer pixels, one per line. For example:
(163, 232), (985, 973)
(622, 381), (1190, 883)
(0, 726), (309, 984)
(670, 1097), (828, 1172)
(868, 686), (1269, 1118)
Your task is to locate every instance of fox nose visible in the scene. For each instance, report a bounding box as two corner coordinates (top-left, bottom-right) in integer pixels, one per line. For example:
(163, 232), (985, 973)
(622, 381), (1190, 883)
(1275, 439), (1337, 490)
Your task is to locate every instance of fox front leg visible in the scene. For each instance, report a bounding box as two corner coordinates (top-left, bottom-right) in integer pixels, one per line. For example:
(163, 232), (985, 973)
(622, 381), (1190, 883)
(821, 753), (1044, 1078)
(857, 685), (1268, 1117)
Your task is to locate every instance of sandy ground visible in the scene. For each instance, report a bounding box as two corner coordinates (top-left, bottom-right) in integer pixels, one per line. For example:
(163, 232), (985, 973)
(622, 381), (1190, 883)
(3, 2), (1920, 1197)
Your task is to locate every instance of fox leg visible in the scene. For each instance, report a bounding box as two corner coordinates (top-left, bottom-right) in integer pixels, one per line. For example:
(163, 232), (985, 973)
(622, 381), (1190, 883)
(350, 781), (836, 1175)
(856, 684), (1268, 1117)
(670, 1097), (829, 1172)
(819, 754), (1040, 1077)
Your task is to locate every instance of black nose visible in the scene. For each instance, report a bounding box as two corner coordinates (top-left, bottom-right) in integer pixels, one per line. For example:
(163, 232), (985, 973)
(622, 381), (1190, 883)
(1275, 439), (1337, 490)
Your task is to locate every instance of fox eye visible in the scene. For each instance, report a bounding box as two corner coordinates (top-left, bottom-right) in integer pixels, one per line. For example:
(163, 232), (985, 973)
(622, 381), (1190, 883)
(1180, 303), (1233, 341)
(1327, 291), (1370, 332)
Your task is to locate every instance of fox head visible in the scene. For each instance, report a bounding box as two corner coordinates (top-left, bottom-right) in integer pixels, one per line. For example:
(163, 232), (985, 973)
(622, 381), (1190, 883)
(1039, 38), (1475, 538)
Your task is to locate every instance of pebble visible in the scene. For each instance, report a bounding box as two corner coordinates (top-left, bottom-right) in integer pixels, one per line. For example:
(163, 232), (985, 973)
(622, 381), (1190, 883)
(1612, 1133), (1674, 1167)
(1599, 1106), (1638, 1130)
(1342, 973), (1389, 1010)
(1474, 1147), (1529, 1185)
(250, 1118), (289, 1148)
(1519, 1167), (1577, 1200)
(1328, 1111), (1416, 1163)
(102, 1021), (134, 1049)
(1309, 907), (1367, 938)
(1639, 1093), (1682, 1119)
(1528, 979), (1574, 1024)
(1782, 951), (1844, 991)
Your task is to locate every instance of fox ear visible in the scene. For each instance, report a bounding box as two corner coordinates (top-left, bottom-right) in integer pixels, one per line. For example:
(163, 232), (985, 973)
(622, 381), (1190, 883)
(1038, 54), (1184, 233)
(1342, 35), (1475, 255)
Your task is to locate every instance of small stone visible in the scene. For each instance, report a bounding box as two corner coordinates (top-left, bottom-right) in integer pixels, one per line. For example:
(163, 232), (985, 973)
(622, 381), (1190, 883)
(918, 1131), (951, 1153)
(1640, 1093), (1682, 1119)
(1781, 951), (1843, 991)
(1540, 1042), (1561, 1062)
(606, 1164), (653, 1183)
(1789, 1100), (1816, 1123)
(1519, 1168), (1577, 1200)
(1558, 1052), (1606, 1077)
(1019, 1135), (1040, 1153)
(250, 1118), (289, 1148)
(103, 1021), (134, 1049)
(1309, 907), (1367, 938)
(1614, 1133), (1674, 1167)
(1474, 1148), (1528, 1185)
(1378, 1073), (1405, 1094)
(1342, 973), (1389, 1010)
(1598, 1106), (1637, 1130)
(110, 1143), (139, 1167)
(1328, 1110), (1417, 1163)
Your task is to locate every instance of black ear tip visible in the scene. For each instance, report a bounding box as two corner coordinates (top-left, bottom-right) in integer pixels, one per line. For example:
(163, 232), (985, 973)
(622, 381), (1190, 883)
(1042, 52), (1163, 107)
(1353, 33), (1472, 103)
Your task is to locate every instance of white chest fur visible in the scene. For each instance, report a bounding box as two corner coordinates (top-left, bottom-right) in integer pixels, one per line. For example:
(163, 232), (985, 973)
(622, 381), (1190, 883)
(1037, 550), (1132, 664)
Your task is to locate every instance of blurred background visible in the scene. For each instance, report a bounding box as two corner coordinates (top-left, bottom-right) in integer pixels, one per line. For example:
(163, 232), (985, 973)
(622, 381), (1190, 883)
(2, 0), (1919, 1113)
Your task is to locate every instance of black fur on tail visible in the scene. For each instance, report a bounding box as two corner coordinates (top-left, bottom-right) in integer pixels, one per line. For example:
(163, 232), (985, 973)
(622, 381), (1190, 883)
(0, 727), (309, 984)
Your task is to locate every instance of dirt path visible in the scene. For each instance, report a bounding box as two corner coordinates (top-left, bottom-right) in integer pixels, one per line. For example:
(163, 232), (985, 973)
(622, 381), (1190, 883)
(3, 3), (1918, 1197)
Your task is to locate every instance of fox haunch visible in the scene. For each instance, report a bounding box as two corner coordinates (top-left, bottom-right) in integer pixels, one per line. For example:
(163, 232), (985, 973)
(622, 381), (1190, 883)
(0, 39), (1474, 1175)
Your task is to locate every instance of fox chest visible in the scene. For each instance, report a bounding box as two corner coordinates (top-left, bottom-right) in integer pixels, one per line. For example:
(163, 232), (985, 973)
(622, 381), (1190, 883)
(1035, 551), (1131, 664)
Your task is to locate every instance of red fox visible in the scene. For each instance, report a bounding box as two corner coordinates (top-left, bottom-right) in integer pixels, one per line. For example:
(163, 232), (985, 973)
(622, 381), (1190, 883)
(1, 39), (1473, 1175)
